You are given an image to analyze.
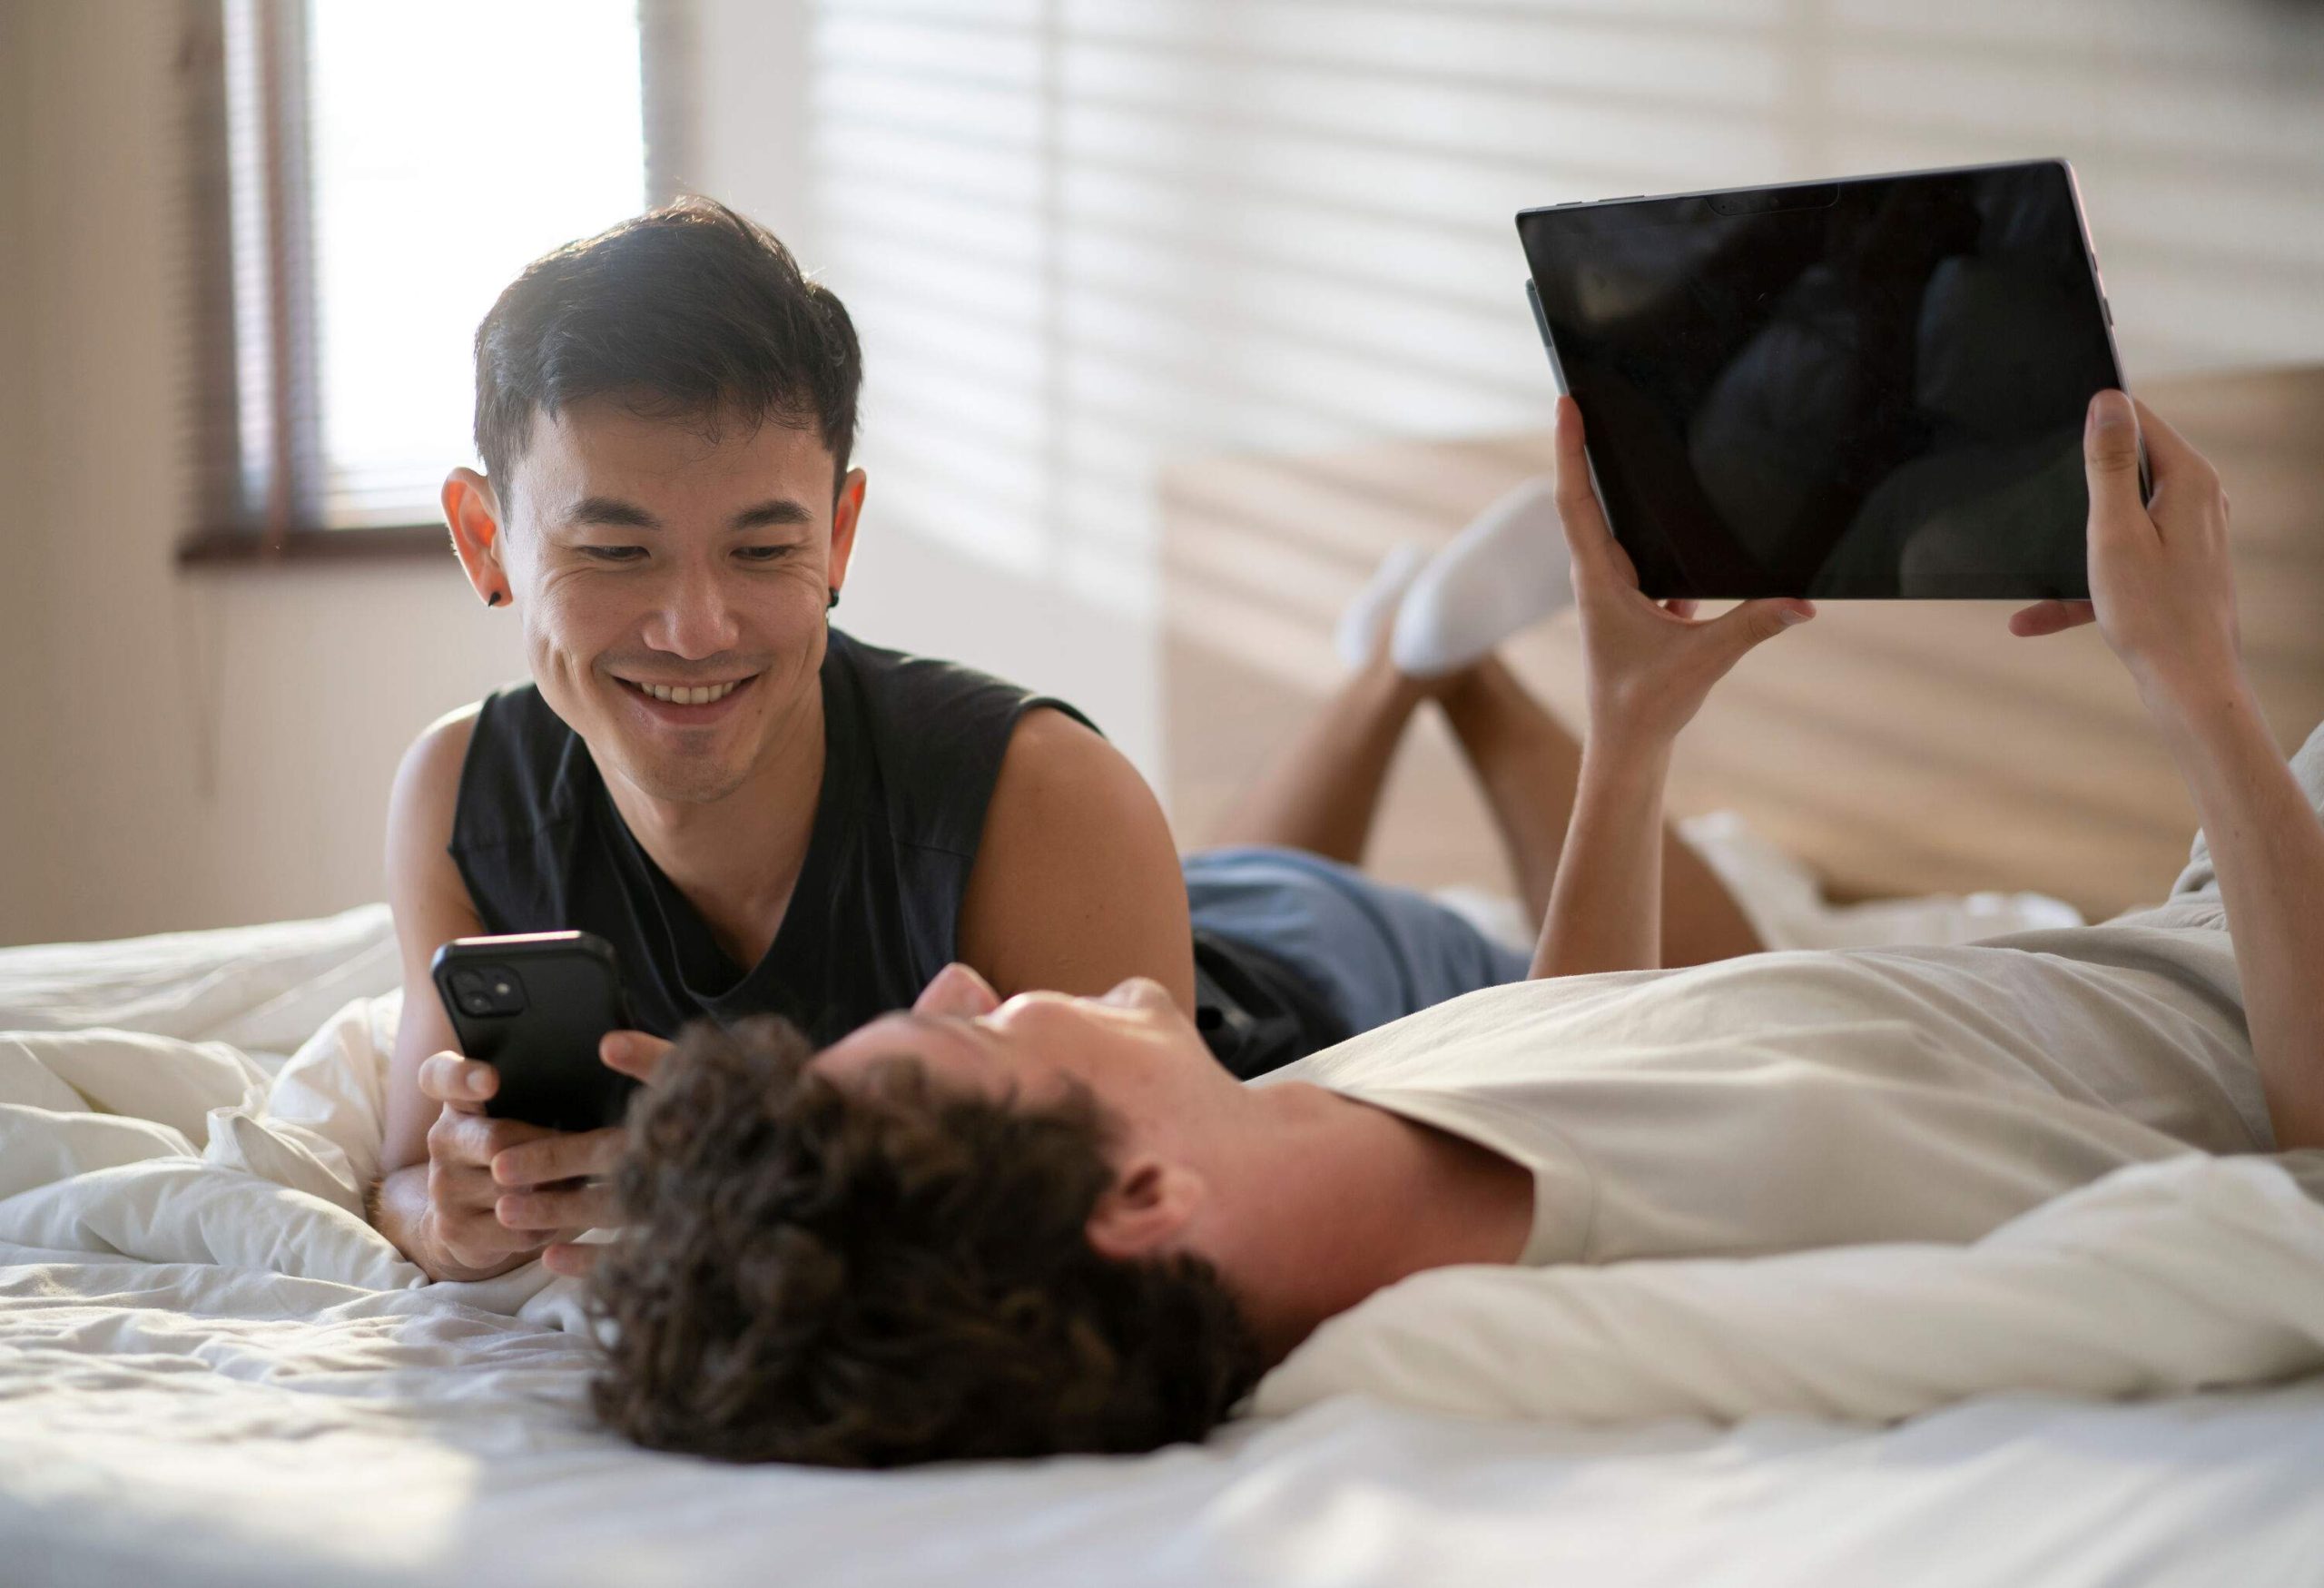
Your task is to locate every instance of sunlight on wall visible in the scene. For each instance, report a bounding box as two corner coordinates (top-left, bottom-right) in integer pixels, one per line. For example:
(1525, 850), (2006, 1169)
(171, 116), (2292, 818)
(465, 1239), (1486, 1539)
(804, 0), (2324, 640)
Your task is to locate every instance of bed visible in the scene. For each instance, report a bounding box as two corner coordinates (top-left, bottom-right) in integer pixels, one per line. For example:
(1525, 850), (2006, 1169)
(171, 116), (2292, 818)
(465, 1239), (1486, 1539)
(5, 906), (2324, 1588)
(9, 364), (2324, 1586)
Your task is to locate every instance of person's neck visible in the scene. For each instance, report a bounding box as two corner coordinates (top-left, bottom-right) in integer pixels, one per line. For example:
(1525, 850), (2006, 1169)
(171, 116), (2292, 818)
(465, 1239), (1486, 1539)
(1213, 1082), (1533, 1364)
(599, 683), (827, 969)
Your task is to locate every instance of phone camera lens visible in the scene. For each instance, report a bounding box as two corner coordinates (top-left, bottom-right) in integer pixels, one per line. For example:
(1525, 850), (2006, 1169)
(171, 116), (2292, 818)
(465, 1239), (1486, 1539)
(446, 962), (526, 1015)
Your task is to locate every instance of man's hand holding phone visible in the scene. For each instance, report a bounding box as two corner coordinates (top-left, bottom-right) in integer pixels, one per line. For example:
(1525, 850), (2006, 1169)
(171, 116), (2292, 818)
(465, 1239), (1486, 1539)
(409, 1030), (672, 1282)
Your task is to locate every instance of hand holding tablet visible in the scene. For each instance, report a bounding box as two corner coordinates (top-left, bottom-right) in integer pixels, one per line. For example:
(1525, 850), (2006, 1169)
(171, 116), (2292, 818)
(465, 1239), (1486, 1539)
(1551, 395), (1816, 751)
(2017, 390), (2244, 707)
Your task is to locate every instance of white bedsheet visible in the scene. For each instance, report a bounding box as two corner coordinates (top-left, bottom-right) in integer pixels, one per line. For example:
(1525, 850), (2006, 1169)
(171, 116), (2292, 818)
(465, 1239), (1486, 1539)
(4, 910), (2321, 1587)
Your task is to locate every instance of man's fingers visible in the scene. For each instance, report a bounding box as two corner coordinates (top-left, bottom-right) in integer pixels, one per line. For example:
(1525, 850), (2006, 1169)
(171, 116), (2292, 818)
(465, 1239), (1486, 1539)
(1709, 597), (1815, 657)
(2083, 390), (2146, 528)
(2009, 599), (2096, 637)
(417, 1051), (496, 1109)
(496, 1182), (615, 1233)
(493, 1125), (623, 1189)
(2126, 396), (2210, 490)
(542, 1241), (606, 1280)
(599, 1030), (675, 1083)
(1552, 397), (1624, 581)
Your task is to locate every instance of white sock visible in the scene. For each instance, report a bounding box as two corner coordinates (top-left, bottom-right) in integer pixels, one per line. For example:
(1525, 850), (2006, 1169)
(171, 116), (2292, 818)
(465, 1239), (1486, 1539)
(1334, 542), (1432, 670)
(1389, 478), (1572, 676)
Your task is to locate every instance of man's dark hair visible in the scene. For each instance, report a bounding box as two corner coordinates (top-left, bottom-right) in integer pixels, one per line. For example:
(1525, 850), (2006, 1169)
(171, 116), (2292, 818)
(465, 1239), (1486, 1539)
(588, 1017), (1265, 1468)
(473, 198), (861, 503)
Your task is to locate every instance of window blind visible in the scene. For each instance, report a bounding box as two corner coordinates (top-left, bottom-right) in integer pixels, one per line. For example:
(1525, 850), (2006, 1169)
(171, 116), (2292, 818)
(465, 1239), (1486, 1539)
(181, 0), (655, 551)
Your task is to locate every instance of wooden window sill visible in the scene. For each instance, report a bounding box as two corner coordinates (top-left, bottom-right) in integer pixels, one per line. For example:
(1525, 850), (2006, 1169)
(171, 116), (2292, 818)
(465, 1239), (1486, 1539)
(176, 525), (453, 567)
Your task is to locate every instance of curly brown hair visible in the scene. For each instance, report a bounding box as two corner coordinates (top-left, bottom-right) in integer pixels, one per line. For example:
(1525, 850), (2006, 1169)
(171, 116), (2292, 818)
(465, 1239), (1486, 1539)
(586, 1017), (1265, 1466)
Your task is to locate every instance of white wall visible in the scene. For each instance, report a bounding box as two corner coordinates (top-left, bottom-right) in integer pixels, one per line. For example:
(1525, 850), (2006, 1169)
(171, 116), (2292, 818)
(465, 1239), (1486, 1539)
(4, 0), (2321, 944)
(803, 0), (2324, 649)
(791, 0), (2324, 802)
(0, 0), (46, 925)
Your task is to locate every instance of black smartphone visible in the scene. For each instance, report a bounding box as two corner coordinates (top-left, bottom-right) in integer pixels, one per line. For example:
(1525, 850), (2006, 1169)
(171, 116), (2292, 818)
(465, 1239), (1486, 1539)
(430, 931), (640, 1134)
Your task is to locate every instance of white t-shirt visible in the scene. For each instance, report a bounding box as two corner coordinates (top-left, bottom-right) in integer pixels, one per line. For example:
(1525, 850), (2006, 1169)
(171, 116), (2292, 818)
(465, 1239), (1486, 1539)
(1256, 921), (2269, 1266)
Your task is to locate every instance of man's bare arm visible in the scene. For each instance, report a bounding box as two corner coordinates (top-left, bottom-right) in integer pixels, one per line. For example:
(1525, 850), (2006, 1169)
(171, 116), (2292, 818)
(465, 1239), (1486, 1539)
(381, 706), (482, 1174)
(1532, 740), (1673, 979)
(2017, 394), (2324, 1148)
(1530, 397), (1814, 979)
(2152, 687), (2324, 1147)
(957, 707), (1198, 1011)
(375, 706), (557, 1281)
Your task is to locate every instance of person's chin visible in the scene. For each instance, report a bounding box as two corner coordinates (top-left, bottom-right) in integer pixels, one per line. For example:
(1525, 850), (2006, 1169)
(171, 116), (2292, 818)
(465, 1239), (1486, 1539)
(617, 751), (755, 806)
(593, 695), (755, 803)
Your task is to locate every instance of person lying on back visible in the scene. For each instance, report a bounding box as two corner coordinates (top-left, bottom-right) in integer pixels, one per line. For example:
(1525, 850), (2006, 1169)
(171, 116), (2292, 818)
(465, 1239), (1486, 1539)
(579, 390), (2324, 1467)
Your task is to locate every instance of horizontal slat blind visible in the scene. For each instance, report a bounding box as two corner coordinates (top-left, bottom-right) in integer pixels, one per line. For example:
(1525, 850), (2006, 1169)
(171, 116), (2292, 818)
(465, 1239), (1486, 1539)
(804, 0), (2324, 618)
(185, 0), (651, 542)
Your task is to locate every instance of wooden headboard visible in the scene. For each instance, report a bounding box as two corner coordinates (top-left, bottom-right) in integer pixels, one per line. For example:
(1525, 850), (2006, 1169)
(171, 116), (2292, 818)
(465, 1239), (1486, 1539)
(1161, 365), (2324, 922)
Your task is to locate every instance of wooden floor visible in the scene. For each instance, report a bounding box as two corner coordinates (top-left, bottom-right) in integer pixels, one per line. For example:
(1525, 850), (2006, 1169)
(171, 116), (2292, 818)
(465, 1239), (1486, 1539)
(1161, 364), (2324, 922)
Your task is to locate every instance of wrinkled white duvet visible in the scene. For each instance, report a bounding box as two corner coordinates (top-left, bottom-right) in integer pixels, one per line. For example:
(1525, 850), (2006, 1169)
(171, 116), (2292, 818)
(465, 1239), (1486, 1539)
(7, 905), (2322, 1426)
(5, 907), (2323, 1588)
(0, 987), (586, 1330)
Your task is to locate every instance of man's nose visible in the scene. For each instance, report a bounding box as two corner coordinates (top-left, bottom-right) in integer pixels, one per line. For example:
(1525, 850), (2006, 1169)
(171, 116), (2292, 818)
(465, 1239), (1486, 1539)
(644, 556), (741, 660)
(913, 962), (1002, 1019)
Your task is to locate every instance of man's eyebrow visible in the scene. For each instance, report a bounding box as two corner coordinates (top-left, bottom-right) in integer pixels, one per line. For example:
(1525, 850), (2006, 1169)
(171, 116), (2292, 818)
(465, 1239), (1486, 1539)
(730, 498), (815, 531)
(566, 496), (660, 530)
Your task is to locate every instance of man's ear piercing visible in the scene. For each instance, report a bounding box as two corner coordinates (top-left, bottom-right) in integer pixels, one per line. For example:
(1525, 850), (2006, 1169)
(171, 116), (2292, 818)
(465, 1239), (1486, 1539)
(486, 591), (505, 607)
(827, 588), (842, 612)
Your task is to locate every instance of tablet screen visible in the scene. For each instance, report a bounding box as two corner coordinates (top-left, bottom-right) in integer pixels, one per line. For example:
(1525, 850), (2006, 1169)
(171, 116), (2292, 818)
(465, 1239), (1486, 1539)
(1518, 162), (2122, 599)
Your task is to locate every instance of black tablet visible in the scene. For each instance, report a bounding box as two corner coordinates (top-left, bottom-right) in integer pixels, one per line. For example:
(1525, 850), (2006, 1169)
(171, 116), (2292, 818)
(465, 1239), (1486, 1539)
(1516, 160), (2128, 599)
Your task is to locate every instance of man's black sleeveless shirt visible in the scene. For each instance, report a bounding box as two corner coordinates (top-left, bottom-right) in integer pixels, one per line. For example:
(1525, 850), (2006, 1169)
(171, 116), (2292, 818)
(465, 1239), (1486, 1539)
(448, 629), (1093, 1047)
(448, 627), (1345, 1071)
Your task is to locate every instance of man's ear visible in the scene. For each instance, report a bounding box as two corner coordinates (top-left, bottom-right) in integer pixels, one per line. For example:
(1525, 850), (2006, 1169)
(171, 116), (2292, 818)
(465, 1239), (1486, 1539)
(827, 467), (867, 602)
(1085, 1156), (1205, 1263)
(443, 468), (510, 606)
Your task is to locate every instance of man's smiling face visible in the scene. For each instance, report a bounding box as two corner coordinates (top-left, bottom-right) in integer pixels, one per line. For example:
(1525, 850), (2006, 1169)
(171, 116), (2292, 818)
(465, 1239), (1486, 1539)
(492, 397), (863, 806)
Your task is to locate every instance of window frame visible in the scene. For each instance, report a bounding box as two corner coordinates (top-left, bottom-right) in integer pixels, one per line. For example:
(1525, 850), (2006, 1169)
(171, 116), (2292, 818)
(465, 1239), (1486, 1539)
(175, 0), (689, 567)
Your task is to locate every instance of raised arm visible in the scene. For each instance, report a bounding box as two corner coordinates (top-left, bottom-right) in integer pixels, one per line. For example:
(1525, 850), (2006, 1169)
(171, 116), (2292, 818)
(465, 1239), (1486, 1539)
(1530, 398), (1815, 979)
(2014, 391), (2324, 1149)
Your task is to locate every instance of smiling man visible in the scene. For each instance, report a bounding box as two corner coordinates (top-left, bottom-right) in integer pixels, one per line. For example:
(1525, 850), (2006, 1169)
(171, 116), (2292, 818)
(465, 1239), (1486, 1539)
(376, 202), (1777, 1286)
(369, 202), (1202, 1283)
(386, 193), (1844, 1286)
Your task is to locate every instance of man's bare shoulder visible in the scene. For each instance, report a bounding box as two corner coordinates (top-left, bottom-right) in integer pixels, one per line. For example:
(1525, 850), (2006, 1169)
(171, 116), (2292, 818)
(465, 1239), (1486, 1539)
(965, 704), (1195, 1004)
(990, 705), (1145, 809)
(386, 703), (487, 909)
(389, 705), (482, 832)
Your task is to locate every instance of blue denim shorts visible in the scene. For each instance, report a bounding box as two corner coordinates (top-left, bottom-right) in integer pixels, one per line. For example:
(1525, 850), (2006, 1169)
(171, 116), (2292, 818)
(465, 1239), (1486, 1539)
(1182, 845), (1531, 1039)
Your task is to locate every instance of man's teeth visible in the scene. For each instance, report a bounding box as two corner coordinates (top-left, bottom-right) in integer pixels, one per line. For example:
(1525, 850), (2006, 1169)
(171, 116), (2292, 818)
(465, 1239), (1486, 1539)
(635, 679), (742, 705)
